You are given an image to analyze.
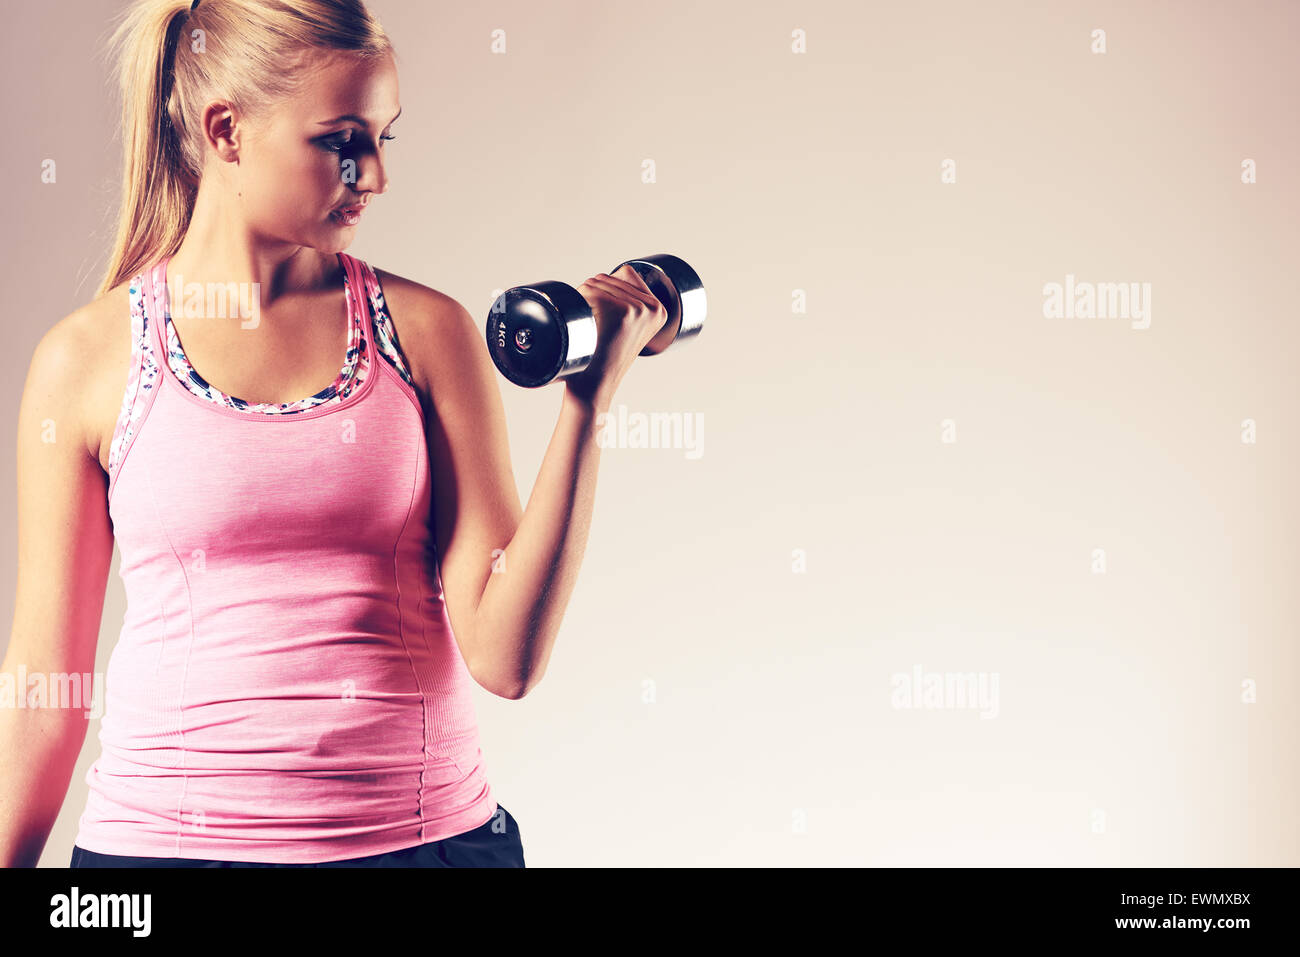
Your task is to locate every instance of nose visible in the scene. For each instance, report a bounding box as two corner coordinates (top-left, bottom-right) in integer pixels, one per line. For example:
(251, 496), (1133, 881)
(352, 148), (390, 197)
(338, 152), (390, 199)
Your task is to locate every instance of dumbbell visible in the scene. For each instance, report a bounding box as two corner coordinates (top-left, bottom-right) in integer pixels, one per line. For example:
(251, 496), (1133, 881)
(484, 254), (706, 387)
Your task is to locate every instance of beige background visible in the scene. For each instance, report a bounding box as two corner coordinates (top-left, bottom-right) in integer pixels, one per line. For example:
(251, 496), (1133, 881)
(3, 0), (1296, 866)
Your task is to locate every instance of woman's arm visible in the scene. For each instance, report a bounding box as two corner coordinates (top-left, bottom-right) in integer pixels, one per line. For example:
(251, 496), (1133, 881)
(461, 371), (605, 700)
(379, 267), (665, 700)
(0, 309), (116, 867)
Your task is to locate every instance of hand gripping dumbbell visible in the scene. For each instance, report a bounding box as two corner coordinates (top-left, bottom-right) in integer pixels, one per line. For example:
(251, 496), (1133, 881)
(484, 254), (706, 387)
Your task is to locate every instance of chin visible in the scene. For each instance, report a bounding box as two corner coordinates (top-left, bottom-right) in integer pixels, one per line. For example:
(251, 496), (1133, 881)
(313, 229), (354, 255)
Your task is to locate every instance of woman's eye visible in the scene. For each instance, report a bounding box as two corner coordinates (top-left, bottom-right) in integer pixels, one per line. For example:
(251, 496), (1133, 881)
(323, 132), (395, 151)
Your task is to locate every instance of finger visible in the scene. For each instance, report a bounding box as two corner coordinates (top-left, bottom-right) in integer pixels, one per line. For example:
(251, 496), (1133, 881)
(576, 276), (631, 307)
(577, 275), (622, 297)
(590, 272), (660, 309)
(580, 275), (641, 301)
(612, 264), (654, 294)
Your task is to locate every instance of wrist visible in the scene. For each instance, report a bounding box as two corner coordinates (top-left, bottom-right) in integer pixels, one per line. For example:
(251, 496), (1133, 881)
(563, 380), (613, 417)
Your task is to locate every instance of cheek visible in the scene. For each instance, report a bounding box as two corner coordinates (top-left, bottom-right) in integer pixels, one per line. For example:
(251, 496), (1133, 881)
(306, 151), (347, 189)
(248, 152), (338, 218)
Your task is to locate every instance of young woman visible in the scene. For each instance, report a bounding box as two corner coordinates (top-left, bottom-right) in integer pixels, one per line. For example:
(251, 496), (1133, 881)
(0, 0), (666, 868)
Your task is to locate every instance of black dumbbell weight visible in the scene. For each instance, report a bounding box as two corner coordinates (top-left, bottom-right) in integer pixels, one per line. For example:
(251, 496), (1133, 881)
(484, 254), (706, 388)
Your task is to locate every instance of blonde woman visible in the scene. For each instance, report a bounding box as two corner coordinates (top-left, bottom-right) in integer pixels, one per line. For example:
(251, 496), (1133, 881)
(0, 0), (666, 868)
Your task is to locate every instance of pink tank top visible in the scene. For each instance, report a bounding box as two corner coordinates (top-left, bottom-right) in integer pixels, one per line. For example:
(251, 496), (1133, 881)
(74, 252), (496, 863)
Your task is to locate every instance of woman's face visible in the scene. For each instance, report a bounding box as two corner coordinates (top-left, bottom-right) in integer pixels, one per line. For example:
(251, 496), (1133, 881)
(232, 51), (400, 253)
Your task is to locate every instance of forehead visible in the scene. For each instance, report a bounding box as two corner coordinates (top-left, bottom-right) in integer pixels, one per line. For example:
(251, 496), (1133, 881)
(280, 50), (399, 121)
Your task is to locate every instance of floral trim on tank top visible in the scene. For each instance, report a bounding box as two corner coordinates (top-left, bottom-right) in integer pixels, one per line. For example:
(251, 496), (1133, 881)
(162, 269), (366, 412)
(108, 255), (415, 478)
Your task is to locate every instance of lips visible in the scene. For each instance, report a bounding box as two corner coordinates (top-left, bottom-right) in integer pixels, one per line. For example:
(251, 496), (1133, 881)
(330, 204), (366, 226)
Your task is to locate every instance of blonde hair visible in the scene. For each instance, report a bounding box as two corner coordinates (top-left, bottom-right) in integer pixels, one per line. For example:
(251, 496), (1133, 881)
(96, 0), (394, 298)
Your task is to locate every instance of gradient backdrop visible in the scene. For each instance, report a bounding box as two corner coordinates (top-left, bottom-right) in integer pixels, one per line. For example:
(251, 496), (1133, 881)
(2, 0), (1296, 866)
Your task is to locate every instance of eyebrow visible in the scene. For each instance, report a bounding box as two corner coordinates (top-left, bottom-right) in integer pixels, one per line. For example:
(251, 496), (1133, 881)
(317, 107), (402, 129)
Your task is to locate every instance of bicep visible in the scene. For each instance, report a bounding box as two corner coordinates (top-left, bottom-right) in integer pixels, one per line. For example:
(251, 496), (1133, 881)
(4, 318), (115, 678)
(416, 297), (522, 677)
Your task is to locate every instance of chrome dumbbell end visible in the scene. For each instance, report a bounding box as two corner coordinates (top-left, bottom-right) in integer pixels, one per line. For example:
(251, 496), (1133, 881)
(485, 281), (598, 388)
(609, 254), (707, 356)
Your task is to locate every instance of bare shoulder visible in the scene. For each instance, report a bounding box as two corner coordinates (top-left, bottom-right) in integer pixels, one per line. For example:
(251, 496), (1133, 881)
(25, 282), (133, 471)
(371, 267), (486, 399)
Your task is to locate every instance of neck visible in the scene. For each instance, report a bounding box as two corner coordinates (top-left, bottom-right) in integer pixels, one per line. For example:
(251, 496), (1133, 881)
(168, 183), (338, 316)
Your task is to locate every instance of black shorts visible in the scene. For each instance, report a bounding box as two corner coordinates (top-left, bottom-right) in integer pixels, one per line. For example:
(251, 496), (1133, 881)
(69, 803), (525, 868)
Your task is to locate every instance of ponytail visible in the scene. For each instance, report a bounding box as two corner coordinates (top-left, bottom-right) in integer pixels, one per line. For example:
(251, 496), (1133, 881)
(97, 0), (200, 298)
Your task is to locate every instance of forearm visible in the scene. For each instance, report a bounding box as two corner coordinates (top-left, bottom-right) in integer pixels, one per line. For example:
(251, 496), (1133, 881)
(471, 387), (609, 698)
(0, 703), (89, 867)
